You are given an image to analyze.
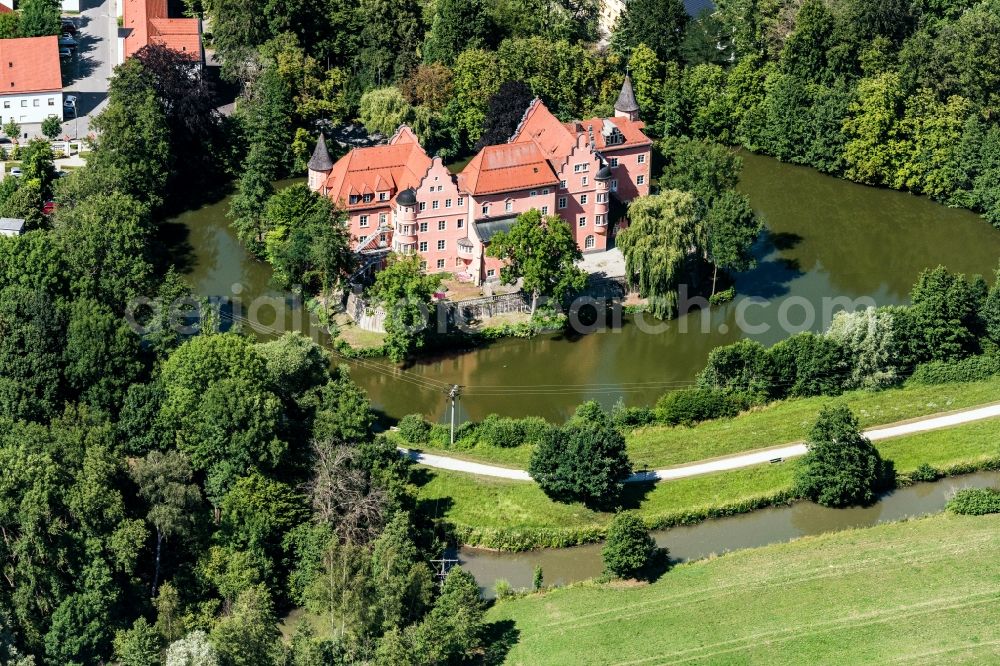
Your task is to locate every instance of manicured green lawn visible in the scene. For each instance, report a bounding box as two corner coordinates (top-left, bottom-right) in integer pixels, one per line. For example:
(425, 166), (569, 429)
(418, 417), (1000, 548)
(486, 513), (1000, 665)
(417, 377), (1000, 469)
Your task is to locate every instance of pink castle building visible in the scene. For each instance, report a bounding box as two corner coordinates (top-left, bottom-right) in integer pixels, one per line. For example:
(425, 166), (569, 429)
(308, 77), (652, 285)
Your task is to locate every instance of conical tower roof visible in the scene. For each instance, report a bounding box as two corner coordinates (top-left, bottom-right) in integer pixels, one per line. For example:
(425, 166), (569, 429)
(308, 133), (333, 171)
(614, 75), (639, 114)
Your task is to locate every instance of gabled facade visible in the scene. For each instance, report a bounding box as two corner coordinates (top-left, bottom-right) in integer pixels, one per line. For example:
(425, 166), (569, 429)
(0, 36), (63, 126)
(309, 77), (652, 285)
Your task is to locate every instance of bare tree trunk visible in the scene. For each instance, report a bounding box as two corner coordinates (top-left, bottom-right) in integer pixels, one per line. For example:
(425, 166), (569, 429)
(531, 290), (538, 316)
(152, 530), (163, 597)
(711, 263), (718, 298)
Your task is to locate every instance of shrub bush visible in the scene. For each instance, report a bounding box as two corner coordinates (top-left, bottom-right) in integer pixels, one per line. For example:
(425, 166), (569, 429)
(397, 413), (431, 444)
(908, 463), (941, 483)
(946, 488), (1000, 515)
(655, 388), (738, 426)
(611, 404), (657, 430)
(909, 352), (1000, 385)
(767, 333), (849, 398)
(697, 339), (774, 399)
(472, 414), (553, 448)
(494, 578), (515, 600)
(601, 511), (657, 579)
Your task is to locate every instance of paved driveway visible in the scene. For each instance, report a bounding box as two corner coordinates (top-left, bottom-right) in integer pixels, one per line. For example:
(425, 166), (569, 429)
(59, 0), (116, 139)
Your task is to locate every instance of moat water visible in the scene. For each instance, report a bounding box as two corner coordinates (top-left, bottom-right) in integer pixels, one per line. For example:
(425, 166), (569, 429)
(169, 153), (1000, 422)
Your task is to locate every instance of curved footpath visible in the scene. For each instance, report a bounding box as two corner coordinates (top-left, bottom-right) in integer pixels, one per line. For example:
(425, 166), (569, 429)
(401, 402), (1000, 484)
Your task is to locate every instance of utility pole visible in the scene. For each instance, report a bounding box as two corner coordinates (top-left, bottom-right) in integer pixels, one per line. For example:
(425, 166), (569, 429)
(448, 384), (461, 445)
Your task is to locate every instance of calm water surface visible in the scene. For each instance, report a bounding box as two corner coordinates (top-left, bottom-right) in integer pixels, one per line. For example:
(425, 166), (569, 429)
(172, 154), (1000, 421)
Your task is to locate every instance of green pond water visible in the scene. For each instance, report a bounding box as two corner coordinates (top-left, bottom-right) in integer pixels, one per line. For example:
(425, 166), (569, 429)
(169, 153), (1000, 422)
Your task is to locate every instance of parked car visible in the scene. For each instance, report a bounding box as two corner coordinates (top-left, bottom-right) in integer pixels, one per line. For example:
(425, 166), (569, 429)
(58, 36), (77, 50)
(59, 47), (72, 60)
(64, 95), (77, 118)
(61, 19), (77, 34)
(42, 201), (57, 215)
(9, 167), (22, 177)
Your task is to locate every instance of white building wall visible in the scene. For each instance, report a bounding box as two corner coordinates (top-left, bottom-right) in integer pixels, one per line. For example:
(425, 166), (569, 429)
(0, 91), (64, 125)
(0, 0), (80, 13)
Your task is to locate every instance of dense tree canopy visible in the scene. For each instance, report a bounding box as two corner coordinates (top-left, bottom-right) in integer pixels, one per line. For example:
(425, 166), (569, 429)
(796, 404), (893, 507)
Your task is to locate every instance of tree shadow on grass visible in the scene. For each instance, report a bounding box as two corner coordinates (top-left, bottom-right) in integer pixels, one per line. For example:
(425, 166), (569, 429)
(612, 480), (658, 511)
(479, 619), (521, 665)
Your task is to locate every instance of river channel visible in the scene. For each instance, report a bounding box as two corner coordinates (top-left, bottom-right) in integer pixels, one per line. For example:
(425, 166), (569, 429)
(458, 471), (1000, 597)
(170, 152), (1000, 422)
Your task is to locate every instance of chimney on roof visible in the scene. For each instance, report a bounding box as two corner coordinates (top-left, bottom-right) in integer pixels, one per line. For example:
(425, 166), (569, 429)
(614, 74), (640, 122)
(307, 133), (334, 192)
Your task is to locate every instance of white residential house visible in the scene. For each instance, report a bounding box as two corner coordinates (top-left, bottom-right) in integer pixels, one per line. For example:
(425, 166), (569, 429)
(0, 217), (25, 237)
(0, 36), (63, 126)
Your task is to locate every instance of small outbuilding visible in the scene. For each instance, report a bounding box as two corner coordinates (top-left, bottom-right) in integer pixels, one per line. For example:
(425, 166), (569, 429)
(0, 217), (25, 237)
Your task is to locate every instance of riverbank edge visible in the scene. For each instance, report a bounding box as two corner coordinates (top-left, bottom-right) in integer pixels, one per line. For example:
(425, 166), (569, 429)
(446, 456), (1000, 551)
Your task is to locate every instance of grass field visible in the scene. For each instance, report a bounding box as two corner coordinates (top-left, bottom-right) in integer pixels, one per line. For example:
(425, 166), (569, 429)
(485, 513), (1000, 665)
(415, 377), (1000, 469)
(417, 417), (1000, 548)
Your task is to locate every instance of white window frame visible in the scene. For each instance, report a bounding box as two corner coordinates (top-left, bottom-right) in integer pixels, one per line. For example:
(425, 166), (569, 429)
(609, 157), (618, 167)
(578, 216), (586, 227)
(637, 175), (646, 185)
(558, 196), (567, 209)
(580, 194), (588, 205)
(437, 258), (446, 269)
(637, 154), (647, 164)
(419, 221), (428, 232)
(438, 220), (446, 231)
(359, 215), (370, 227)
(437, 239), (446, 250)
(585, 235), (595, 249)
(418, 241), (428, 252)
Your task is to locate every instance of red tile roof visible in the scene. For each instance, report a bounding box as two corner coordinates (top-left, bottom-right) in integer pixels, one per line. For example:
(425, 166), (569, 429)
(0, 36), (62, 95)
(321, 126), (433, 209)
(459, 142), (559, 196)
(509, 99), (652, 167)
(573, 116), (653, 151)
(123, 0), (201, 60)
(0, 5), (11, 13)
(510, 99), (577, 165)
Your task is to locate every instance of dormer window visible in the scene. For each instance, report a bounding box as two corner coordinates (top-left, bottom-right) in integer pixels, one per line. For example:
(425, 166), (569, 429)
(362, 193), (374, 203)
(379, 192), (388, 201)
(349, 195), (361, 205)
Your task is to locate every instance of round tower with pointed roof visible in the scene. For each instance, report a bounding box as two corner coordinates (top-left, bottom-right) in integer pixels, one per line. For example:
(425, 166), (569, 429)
(614, 75), (640, 122)
(307, 133), (334, 192)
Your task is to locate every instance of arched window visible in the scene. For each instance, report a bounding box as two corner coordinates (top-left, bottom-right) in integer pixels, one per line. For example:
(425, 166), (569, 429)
(585, 235), (595, 249)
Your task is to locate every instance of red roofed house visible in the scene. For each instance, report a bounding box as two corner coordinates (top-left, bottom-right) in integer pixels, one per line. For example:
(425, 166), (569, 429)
(0, 36), (63, 127)
(309, 77), (652, 285)
(119, 0), (203, 65)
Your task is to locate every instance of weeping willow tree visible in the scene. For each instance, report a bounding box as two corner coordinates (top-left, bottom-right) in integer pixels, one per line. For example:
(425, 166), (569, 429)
(617, 190), (706, 318)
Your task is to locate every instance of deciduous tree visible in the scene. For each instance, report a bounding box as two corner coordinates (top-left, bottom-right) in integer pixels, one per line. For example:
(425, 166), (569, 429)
(486, 209), (586, 313)
(796, 404), (891, 507)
